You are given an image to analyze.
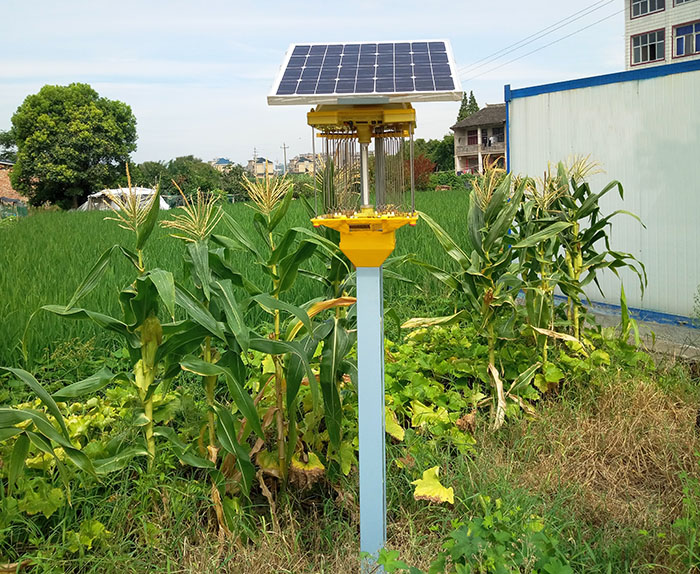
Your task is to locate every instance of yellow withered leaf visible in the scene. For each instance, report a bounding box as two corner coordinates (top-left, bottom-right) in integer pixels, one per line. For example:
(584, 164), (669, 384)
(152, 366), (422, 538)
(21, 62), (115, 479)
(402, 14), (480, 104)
(385, 407), (405, 441)
(411, 466), (454, 505)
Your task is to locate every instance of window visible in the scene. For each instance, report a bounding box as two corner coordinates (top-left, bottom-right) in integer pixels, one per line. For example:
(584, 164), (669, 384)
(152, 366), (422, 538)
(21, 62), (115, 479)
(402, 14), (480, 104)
(481, 130), (489, 146)
(467, 130), (477, 145)
(492, 126), (505, 143)
(675, 0), (697, 4)
(632, 30), (665, 64)
(675, 21), (700, 57)
(631, 0), (664, 17)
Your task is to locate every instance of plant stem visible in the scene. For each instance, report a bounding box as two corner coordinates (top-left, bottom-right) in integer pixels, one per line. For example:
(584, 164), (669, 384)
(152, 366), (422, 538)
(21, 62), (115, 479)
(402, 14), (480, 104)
(203, 336), (217, 451)
(269, 230), (288, 484)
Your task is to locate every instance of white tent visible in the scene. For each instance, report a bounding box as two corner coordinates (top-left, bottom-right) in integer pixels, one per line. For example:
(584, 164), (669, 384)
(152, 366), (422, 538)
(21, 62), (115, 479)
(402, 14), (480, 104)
(77, 187), (170, 211)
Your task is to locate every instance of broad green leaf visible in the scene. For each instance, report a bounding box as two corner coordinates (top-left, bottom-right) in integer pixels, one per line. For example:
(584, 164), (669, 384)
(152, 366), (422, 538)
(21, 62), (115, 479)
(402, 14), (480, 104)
(154, 426), (214, 468)
(65, 245), (118, 309)
(512, 221), (572, 249)
(213, 405), (255, 495)
(221, 212), (263, 261)
(508, 362), (542, 395)
(253, 293), (312, 335)
(267, 228), (297, 266)
(180, 357), (262, 438)
(187, 240), (212, 301)
(412, 261), (462, 293)
(277, 241), (317, 294)
(147, 269), (176, 320)
(268, 186), (294, 231)
(417, 211), (471, 270)
(93, 446), (150, 474)
(2, 368), (70, 439)
(214, 280), (250, 351)
(285, 336), (317, 410)
(8, 433), (29, 493)
(249, 337), (316, 388)
(286, 297), (356, 341)
(174, 283), (225, 340)
(319, 318), (350, 448)
(136, 186), (161, 250)
(411, 466), (454, 504)
(42, 305), (140, 347)
(52, 367), (125, 399)
(0, 428), (23, 441)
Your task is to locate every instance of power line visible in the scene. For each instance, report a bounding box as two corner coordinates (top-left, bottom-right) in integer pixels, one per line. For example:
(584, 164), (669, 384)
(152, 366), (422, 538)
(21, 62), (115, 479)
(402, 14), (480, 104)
(458, 0), (614, 77)
(461, 8), (624, 82)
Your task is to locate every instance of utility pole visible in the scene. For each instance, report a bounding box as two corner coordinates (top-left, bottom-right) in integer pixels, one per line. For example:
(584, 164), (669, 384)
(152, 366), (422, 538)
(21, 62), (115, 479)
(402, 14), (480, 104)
(280, 142), (289, 175)
(252, 147), (257, 178)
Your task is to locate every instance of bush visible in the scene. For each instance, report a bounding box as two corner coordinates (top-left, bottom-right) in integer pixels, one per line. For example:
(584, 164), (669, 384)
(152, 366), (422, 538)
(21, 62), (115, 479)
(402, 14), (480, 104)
(428, 171), (474, 191)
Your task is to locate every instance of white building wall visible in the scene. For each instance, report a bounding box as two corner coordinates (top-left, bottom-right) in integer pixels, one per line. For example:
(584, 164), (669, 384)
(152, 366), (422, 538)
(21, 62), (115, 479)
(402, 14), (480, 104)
(508, 68), (700, 317)
(625, 0), (700, 69)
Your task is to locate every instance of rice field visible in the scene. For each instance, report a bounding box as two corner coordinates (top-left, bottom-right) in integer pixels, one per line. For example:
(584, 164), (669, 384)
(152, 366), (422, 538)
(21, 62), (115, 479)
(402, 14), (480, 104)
(0, 189), (469, 367)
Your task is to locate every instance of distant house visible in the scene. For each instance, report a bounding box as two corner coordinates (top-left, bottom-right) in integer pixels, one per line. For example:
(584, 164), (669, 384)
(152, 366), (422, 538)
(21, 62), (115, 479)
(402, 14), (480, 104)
(246, 157), (275, 177)
(288, 154), (319, 174)
(210, 157), (233, 172)
(451, 103), (506, 174)
(0, 161), (26, 204)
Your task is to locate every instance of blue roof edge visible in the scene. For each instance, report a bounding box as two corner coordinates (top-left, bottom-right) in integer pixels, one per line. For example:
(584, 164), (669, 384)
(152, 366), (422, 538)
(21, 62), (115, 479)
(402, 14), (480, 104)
(506, 59), (700, 100)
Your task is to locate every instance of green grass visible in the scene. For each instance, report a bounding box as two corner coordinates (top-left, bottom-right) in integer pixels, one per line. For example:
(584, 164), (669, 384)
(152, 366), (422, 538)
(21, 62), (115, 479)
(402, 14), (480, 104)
(0, 190), (469, 367)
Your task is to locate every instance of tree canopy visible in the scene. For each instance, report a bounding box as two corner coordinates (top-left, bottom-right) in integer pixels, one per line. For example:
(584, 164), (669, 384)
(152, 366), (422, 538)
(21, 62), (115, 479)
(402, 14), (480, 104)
(9, 83), (137, 207)
(456, 90), (480, 123)
(411, 134), (455, 172)
(129, 156), (248, 201)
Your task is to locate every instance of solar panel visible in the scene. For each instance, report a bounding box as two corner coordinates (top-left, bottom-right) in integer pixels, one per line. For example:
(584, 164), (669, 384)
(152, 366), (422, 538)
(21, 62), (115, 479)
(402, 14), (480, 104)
(268, 40), (462, 105)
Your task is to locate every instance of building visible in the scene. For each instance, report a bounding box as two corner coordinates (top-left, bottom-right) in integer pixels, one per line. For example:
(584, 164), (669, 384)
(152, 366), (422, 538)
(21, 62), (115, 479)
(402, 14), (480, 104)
(625, 0), (700, 69)
(288, 153), (320, 174)
(505, 59), (700, 318)
(210, 157), (233, 172)
(246, 157), (275, 177)
(0, 160), (25, 204)
(451, 104), (506, 174)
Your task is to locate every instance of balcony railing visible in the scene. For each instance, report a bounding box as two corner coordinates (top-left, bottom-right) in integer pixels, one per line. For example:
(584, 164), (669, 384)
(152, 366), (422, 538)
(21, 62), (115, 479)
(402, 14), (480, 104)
(455, 141), (505, 156)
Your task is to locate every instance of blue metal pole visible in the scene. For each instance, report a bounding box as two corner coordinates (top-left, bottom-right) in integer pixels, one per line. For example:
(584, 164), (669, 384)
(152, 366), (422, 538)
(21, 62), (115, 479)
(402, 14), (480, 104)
(356, 265), (386, 572)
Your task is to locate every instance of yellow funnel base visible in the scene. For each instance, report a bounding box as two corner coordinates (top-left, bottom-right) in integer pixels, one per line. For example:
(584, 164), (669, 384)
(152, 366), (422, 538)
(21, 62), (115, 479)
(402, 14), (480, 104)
(312, 212), (418, 268)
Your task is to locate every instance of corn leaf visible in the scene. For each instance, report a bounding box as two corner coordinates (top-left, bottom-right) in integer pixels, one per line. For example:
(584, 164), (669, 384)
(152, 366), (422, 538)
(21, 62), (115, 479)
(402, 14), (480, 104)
(136, 186), (161, 250)
(252, 293), (312, 335)
(52, 367), (126, 399)
(214, 280), (250, 351)
(213, 404), (255, 496)
(2, 368), (70, 439)
(8, 433), (29, 494)
(180, 357), (263, 439)
(174, 283), (225, 340)
(319, 317), (350, 449)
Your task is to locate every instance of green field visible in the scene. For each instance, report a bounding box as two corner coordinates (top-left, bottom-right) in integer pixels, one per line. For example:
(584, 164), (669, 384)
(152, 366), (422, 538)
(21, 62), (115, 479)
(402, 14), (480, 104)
(2, 185), (700, 573)
(0, 190), (468, 367)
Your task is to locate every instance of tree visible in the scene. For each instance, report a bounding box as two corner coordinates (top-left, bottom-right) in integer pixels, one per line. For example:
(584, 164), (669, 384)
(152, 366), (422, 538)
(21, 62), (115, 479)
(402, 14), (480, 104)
(456, 90), (480, 122)
(0, 130), (16, 163)
(406, 154), (436, 190)
(431, 134), (455, 172)
(9, 83), (137, 207)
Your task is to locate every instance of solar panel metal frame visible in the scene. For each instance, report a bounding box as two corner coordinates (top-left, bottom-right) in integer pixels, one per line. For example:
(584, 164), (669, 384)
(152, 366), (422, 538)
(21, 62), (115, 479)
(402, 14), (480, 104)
(268, 39), (462, 106)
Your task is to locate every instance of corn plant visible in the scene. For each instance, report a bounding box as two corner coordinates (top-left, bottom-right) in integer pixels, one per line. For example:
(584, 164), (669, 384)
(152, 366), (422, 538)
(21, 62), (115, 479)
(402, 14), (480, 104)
(544, 159), (647, 340)
(513, 170), (572, 362)
(206, 174), (355, 488)
(409, 169), (539, 429)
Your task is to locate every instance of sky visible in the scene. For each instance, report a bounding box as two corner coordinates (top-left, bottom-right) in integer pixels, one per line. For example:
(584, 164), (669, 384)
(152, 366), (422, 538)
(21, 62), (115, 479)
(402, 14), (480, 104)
(0, 0), (624, 167)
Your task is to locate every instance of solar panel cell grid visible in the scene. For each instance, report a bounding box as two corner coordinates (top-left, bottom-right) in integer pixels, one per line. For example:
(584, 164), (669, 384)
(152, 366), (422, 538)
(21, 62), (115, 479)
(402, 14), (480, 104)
(273, 41), (458, 98)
